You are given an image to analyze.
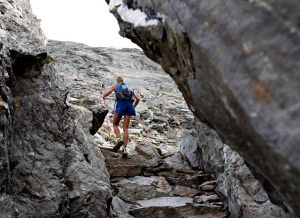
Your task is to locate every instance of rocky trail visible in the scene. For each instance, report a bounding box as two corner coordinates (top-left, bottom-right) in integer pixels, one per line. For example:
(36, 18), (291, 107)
(0, 1), (298, 216)
(44, 40), (292, 218)
(50, 40), (227, 217)
(46, 40), (229, 217)
(100, 141), (228, 218)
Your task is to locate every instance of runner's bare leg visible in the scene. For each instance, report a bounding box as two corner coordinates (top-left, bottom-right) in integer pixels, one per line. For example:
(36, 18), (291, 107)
(123, 115), (131, 147)
(113, 112), (121, 139)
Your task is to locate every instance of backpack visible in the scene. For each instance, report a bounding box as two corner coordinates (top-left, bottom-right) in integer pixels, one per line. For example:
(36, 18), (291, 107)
(115, 82), (134, 101)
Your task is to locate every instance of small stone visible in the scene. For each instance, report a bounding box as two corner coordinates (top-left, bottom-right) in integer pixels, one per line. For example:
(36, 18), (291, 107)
(253, 191), (268, 203)
(193, 194), (220, 204)
(200, 184), (216, 191)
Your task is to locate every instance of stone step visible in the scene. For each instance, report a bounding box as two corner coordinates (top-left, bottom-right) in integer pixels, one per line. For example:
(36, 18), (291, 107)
(101, 148), (162, 177)
(136, 196), (193, 207)
(164, 173), (212, 188)
(171, 185), (202, 198)
(129, 197), (227, 218)
(110, 196), (135, 218)
(199, 180), (218, 192)
(112, 176), (172, 202)
(102, 147), (227, 217)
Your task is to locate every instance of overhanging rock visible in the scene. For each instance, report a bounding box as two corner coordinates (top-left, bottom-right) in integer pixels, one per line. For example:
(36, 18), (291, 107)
(106, 0), (300, 215)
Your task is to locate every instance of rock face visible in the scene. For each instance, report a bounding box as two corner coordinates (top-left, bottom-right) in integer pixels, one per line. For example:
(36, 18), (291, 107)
(195, 119), (291, 218)
(46, 40), (194, 157)
(0, 1), (111, 216)
(107, 0), (300, 216)
(0, 0), (46, 52)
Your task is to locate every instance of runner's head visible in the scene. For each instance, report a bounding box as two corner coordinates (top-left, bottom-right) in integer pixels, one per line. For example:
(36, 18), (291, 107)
(117, 76), (124, 84)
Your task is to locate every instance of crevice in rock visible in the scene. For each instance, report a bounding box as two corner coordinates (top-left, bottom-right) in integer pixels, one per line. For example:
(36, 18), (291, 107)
(106, 196), (114, 218)
(83, 153), (91, 165)
(245, 161), (289, 211)
(10, 50), (47, 79)
(3, 0), (298, 215)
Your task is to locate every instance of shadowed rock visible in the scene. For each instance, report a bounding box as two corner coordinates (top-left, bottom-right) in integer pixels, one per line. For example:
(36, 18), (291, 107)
(89, 106), (108, 135)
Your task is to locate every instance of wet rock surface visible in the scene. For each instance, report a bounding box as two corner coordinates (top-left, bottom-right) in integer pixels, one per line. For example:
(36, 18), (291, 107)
(107, 0), (300, 216)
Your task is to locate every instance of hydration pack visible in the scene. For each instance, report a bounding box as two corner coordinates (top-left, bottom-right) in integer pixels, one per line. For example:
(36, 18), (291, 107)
(115, 83), (133, 101)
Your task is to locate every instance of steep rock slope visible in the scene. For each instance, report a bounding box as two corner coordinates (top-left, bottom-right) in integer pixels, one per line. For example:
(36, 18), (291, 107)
(106, 0), (300, 215)
(38, 41), (198, 218)
(46, 40), (193, 155)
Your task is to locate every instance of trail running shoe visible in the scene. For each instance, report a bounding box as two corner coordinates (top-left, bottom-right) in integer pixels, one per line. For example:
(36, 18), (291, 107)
(113, 138), (123, 152)
(122, 148), (128, 158)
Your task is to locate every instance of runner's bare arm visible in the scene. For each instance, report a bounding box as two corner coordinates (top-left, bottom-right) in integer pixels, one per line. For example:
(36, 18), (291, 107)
(133, 93), (140, 108)
(102, 84), (116, 98)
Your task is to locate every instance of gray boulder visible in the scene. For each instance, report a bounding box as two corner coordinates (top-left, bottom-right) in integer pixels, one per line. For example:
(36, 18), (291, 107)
(180, 131), (202, 169)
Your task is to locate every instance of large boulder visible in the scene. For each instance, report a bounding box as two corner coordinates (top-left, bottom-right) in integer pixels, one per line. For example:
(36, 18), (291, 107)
(0, 0), (112, 216)
(106, 0), (300, 215)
